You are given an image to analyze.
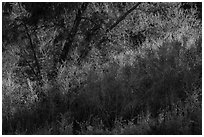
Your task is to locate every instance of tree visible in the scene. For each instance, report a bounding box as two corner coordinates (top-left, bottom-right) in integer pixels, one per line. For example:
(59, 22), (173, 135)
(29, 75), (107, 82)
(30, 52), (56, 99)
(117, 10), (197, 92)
(2, 2), (142, 84)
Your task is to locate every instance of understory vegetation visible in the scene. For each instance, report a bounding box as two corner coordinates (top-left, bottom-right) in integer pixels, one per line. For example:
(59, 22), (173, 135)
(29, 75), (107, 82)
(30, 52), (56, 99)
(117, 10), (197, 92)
(2, 2), (202, 135)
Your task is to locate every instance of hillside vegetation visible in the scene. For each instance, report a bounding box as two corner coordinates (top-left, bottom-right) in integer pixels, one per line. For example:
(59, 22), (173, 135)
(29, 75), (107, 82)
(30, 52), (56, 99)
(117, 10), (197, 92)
(2, 2), (202, 134)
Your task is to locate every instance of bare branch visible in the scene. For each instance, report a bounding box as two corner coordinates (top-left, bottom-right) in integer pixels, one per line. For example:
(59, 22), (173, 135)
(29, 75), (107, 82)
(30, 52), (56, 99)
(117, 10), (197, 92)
(106, 2), (141, 33)
(96, 2), (142, 48)
(59, 3), (89, 63)
(18, 3), (42, 84)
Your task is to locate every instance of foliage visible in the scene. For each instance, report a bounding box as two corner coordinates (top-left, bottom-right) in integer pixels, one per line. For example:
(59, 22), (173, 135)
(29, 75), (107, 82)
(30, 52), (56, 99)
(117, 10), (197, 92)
(2, 2), (202, 135)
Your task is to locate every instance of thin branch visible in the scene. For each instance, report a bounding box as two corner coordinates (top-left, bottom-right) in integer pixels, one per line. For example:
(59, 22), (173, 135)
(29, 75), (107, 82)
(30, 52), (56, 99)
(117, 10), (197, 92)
(17, 48), (39, 79)
(106, 2), (141, 33)
(96, 2), (142, 47)
(24, 25), (42, 80)
(18, 3), (42, 83)
(71, 3), (89, 36)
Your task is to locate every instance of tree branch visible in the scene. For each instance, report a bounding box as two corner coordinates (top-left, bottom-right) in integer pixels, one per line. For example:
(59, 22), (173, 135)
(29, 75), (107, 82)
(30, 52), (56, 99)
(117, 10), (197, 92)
(59, 3), (89, 63)
(18, 3), (42, 84)
(106, 2), (141, 33)
(96, 2), (142, 47)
